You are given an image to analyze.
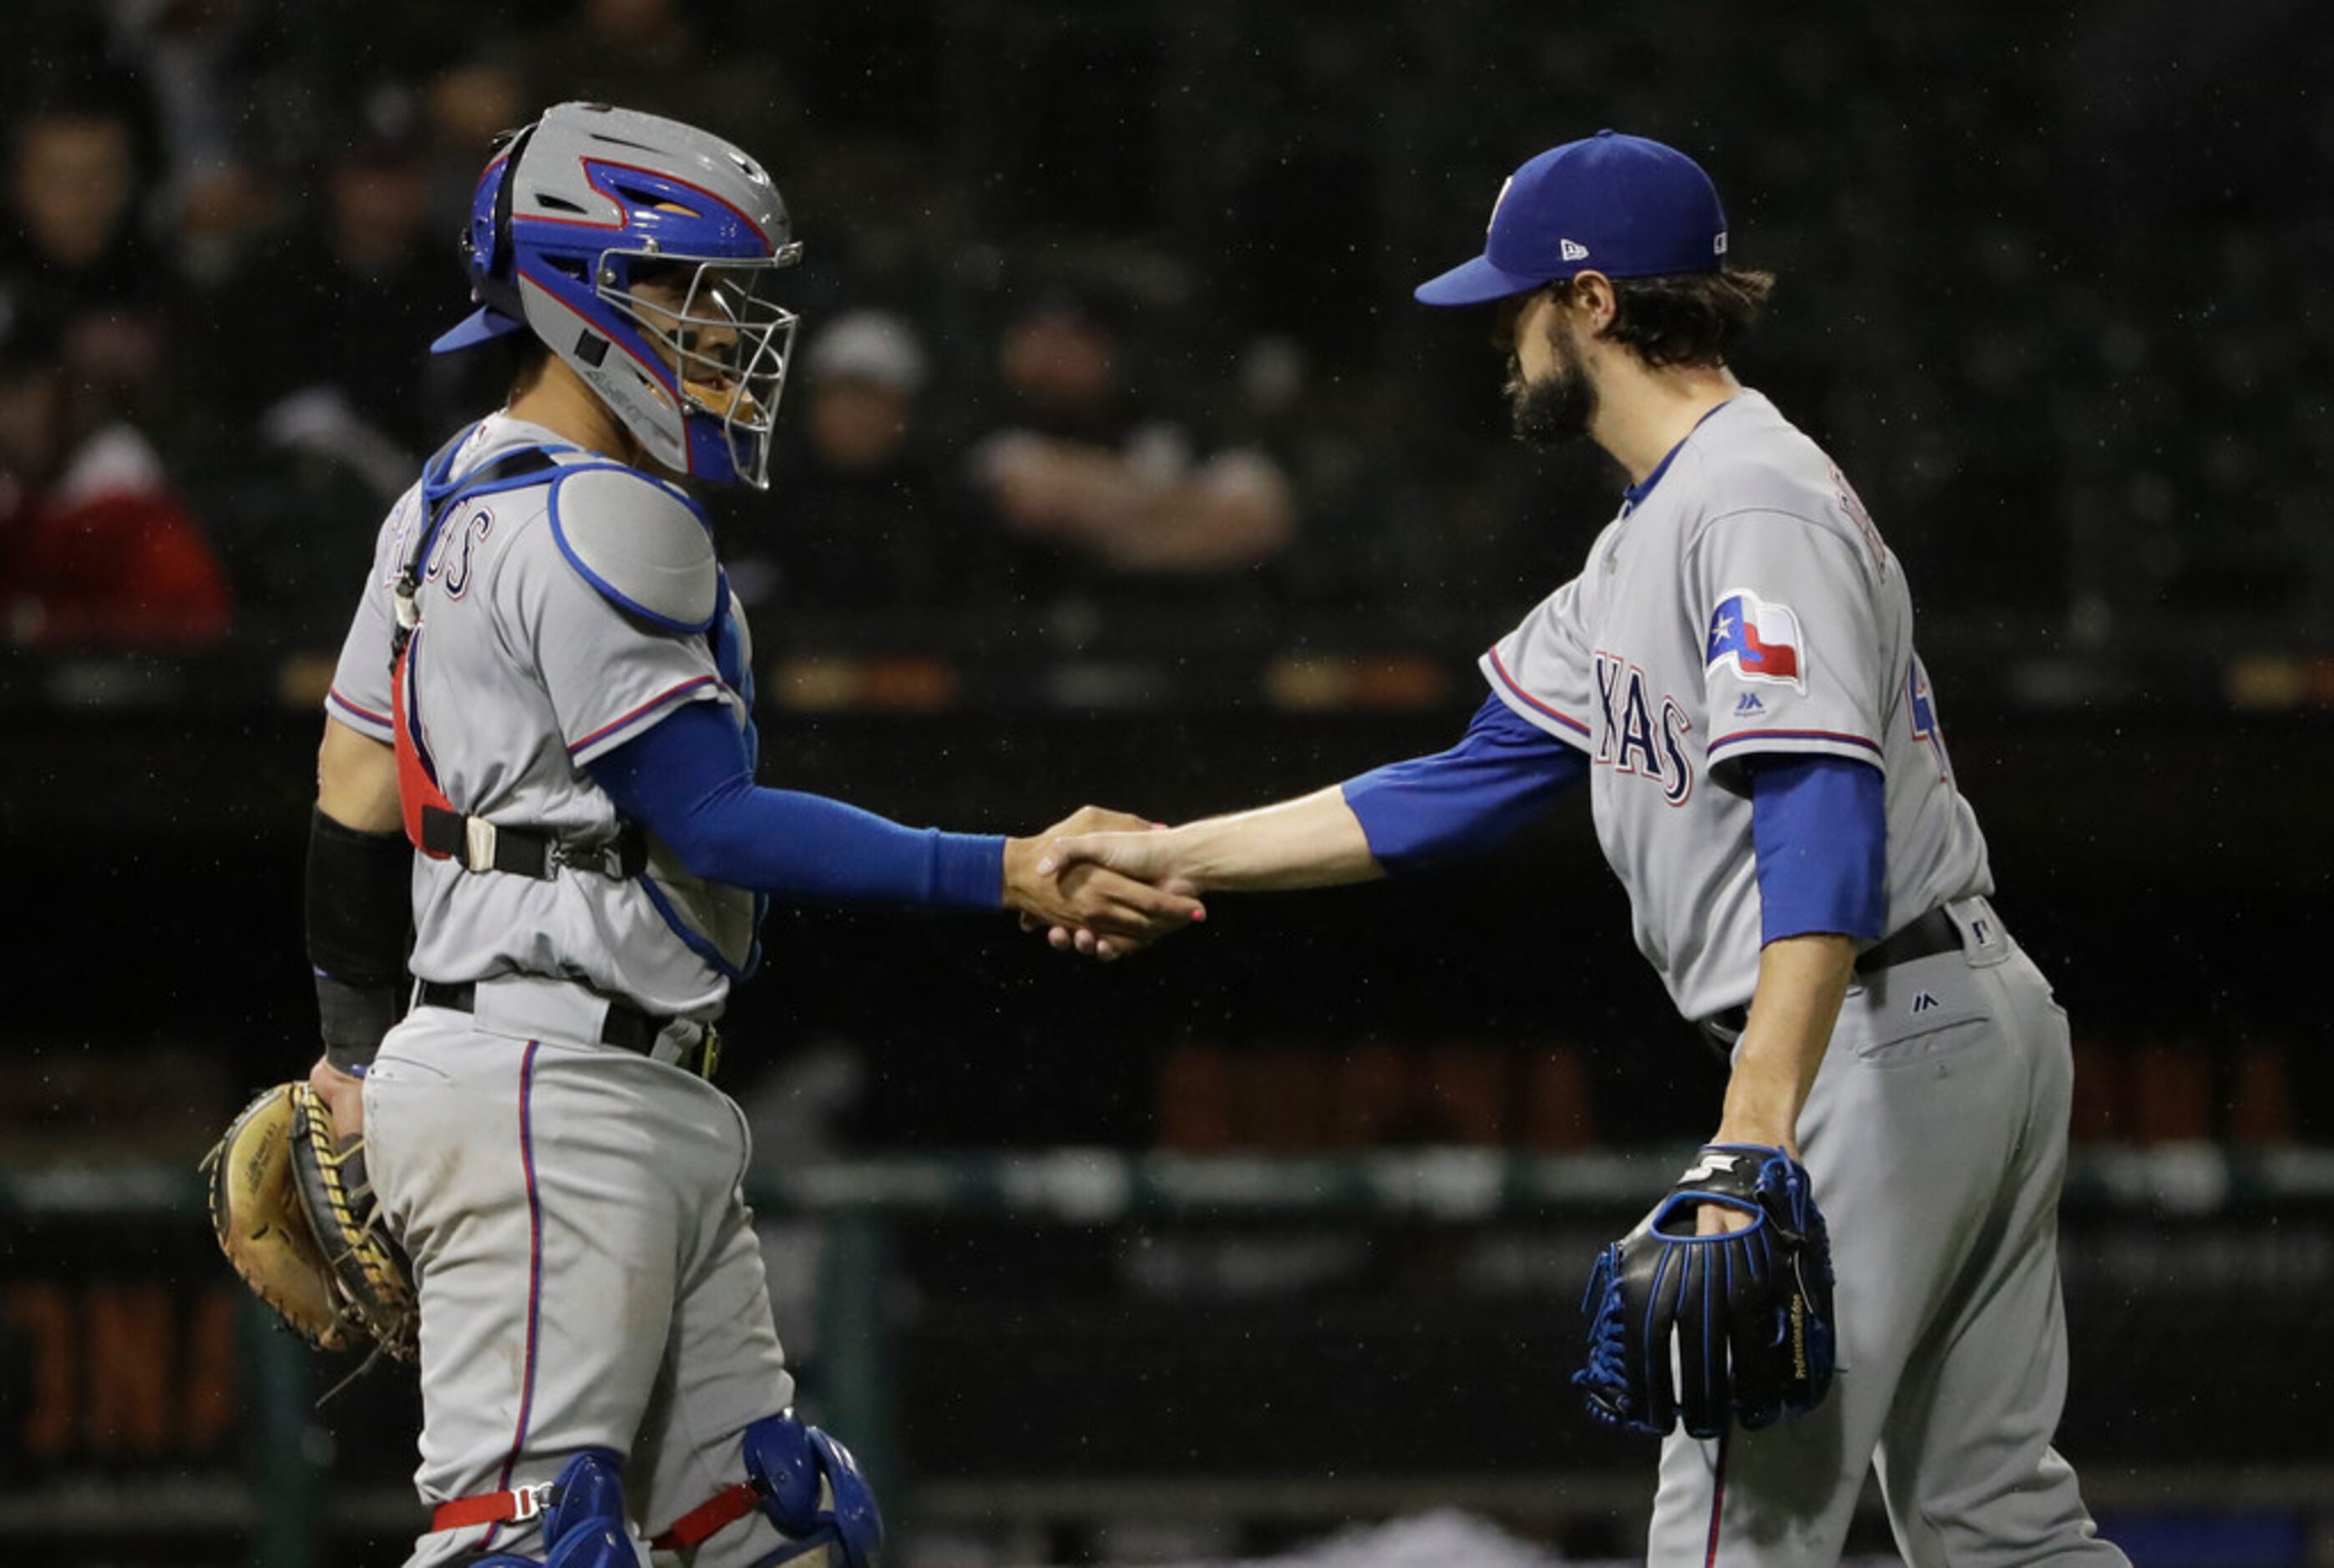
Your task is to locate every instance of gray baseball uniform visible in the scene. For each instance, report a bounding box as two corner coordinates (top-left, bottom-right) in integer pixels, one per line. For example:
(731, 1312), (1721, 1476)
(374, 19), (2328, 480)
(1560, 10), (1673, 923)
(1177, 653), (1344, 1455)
(327, 413), (803, 1568)
(1485, 391), (2124, 1565)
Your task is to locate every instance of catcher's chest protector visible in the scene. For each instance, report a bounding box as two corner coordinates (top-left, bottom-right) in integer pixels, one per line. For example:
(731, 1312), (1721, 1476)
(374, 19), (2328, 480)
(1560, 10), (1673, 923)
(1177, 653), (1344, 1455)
(388, 438), (560, 861)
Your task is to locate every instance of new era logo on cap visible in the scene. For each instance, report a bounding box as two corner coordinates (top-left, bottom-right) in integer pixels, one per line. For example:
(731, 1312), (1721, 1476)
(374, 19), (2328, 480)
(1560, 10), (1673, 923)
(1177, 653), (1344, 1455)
(1560, 239), (1589, 261)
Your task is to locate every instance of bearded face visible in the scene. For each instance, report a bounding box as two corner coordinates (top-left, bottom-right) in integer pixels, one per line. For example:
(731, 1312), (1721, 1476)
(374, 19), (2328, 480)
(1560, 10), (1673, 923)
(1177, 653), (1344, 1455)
(1506, 310), (1597, 448)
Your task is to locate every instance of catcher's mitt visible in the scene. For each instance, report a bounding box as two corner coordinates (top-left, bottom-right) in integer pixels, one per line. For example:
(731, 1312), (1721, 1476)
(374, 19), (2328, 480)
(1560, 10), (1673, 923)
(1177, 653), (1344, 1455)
(202, 1082), (418, 1363)
(1574, 1143), (1835, 1439)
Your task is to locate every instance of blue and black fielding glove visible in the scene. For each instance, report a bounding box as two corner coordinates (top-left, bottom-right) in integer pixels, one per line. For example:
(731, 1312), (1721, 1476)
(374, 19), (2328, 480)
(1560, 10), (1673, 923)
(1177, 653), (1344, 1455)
(1575, 1144), (1835, 1439)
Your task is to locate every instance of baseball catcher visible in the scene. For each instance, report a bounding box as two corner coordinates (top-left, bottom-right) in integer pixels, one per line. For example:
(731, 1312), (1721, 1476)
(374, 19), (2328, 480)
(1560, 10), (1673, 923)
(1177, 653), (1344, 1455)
(252, 97), (1194, 1568)
(1575, 1143), (1835, 1439)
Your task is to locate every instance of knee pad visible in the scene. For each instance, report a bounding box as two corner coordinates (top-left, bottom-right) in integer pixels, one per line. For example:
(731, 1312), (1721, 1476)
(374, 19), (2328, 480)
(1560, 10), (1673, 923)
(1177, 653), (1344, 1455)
(541, 1448), (628, 1557)
(468, 1448), (636, 1567)
(742, 1412), (883, 1568)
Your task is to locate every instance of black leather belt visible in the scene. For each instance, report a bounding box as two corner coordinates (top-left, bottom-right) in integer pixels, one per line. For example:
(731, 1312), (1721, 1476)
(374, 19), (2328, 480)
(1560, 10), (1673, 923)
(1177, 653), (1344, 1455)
(1851, 905), (1965, 976)
(415, 979), (671, 1055)
(1697, 905), (1969, 1055)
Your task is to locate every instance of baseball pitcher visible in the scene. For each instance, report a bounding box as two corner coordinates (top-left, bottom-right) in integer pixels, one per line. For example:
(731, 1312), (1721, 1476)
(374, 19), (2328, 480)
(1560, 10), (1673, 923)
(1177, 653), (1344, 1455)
(1043, 132), (2129, 1567)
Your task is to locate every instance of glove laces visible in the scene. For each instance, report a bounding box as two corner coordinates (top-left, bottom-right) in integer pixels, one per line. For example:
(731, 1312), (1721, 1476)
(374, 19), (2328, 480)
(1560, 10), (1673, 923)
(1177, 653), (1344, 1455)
(1571, 1244), (1632, 1423)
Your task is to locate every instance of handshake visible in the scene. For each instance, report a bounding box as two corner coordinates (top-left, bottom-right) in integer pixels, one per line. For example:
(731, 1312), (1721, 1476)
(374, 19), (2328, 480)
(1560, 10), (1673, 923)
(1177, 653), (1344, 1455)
(1001, 806), (1206, 962)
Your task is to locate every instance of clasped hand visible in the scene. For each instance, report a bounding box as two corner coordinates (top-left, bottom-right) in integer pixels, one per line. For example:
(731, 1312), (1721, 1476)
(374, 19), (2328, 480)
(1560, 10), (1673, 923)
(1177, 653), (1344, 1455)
(1002, 807), (1201, 961)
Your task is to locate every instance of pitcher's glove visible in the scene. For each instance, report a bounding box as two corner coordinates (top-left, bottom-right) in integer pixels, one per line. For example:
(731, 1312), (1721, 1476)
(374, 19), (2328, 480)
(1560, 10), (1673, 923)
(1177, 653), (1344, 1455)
(1574, 1143), (1835, 1439)
(202, 1082), (418, 1362)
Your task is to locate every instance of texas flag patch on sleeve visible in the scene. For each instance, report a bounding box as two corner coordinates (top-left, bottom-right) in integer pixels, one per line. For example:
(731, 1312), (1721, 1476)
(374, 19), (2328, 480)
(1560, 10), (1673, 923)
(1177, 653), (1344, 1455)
(1705, 589), (1806, 691)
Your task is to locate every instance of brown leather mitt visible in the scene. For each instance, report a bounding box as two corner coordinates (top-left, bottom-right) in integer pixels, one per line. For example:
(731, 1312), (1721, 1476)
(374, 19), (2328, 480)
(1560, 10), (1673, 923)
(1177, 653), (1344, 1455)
(202, 1082), (418, 1362)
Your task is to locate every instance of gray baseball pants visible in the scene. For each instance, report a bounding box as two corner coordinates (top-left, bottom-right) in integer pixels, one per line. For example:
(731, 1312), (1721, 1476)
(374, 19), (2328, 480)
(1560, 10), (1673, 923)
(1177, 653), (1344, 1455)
(363, 979), (803, 1567)
(1649, 903), (2129, 1566)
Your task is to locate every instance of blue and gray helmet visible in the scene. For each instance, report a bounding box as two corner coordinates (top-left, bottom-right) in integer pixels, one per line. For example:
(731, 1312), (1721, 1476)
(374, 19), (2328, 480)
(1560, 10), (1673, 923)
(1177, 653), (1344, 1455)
(431, 102), (802, 489)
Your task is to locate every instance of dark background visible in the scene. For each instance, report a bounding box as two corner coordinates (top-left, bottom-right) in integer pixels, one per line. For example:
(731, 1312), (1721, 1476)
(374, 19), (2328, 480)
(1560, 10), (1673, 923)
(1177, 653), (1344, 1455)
(3, 1), (2331, 1564)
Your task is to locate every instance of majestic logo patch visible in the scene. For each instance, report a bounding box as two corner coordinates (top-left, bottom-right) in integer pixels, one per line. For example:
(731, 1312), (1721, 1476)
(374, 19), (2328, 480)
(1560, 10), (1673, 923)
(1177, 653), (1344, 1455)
(1734, 692), (1765, 716)
(1559, 238), (1589, 262)
(1706, 589), (1805, 692)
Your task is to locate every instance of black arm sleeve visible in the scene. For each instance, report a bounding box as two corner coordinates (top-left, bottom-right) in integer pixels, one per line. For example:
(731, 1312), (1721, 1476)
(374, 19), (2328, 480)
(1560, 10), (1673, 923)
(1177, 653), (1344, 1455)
(306, 807), (413, 1072)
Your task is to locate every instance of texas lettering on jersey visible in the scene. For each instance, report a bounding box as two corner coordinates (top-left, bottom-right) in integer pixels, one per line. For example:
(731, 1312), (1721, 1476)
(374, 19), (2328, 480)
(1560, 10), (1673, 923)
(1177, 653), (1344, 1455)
(1593, 650), (1694, 806)
(426, 503), (500, 600)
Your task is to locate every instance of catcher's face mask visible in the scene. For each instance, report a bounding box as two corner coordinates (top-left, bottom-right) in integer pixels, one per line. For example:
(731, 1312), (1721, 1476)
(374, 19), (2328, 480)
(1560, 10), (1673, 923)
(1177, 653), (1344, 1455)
(612, 255), (800, 489)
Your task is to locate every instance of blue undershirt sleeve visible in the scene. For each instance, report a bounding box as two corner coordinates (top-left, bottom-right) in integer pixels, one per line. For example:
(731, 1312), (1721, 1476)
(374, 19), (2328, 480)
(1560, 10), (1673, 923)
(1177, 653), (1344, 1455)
(588, 699), (1005, 909)
(1746, 754), (1886, 945)
(1340, 695), (1587, 873)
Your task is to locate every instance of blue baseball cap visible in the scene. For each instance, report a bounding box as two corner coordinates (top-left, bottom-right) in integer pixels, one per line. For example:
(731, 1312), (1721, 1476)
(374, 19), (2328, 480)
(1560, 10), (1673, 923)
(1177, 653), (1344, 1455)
(1415, 130), (1729, 306)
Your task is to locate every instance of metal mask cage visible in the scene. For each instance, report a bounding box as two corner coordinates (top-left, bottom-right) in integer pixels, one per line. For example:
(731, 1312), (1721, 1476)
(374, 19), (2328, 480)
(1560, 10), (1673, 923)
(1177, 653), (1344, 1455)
(599, 247), (802, 487)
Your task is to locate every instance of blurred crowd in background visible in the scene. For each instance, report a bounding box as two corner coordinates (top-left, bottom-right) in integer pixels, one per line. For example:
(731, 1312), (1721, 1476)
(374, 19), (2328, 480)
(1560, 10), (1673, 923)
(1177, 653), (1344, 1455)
(0, 16), (2323, 1564)
(0, 0), (1354, 667)
(3, 0), (2328, 674)
(1, 0), (2326, 1171)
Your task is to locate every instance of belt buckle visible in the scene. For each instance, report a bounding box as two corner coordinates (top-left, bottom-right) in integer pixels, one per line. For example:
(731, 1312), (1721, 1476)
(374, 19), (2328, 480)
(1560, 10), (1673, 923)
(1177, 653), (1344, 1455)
(550, 837), (624, 879)
(549, 838), (596, 877)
